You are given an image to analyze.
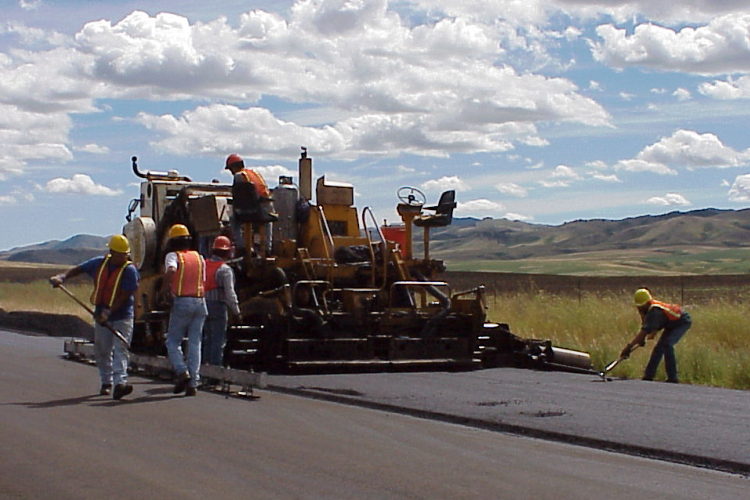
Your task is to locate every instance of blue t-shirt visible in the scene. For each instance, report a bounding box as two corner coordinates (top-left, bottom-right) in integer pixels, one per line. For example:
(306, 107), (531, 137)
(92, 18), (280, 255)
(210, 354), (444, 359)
(79, 256), (139, 321)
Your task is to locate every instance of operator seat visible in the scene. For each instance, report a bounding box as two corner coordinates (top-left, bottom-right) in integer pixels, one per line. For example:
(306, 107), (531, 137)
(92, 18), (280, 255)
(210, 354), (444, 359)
(232, 181), (278, 223)
(413, 190), (456, 229)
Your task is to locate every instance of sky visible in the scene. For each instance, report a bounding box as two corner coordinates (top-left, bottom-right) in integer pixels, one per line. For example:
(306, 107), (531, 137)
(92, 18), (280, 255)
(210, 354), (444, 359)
(2, 0), (750, 251)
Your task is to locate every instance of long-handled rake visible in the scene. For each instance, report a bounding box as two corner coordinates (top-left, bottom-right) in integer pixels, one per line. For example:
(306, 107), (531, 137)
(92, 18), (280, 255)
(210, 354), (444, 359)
(54, 283), (131, 348)
(597, 343), (641, 381)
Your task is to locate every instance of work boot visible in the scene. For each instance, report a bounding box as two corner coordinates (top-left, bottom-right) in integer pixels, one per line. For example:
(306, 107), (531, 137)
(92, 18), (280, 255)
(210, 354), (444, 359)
(113, 384), (133, 400)
(185, 386), (197, 397)
(173, 372), (191, 394)
(99, 383), (113, 396)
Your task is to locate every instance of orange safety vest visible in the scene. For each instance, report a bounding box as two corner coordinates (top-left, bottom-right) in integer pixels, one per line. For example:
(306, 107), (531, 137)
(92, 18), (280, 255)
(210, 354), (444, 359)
(239, 169), (270, 198)
(90, 255), (129, 308)
(204, 259), (224, 292)
(171, 250), (205, 297)
(649, 300), (682, 321)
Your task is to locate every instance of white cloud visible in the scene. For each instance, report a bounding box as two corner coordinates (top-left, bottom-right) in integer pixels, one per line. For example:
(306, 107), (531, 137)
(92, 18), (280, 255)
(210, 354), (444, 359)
(0, 194), (17, 205)
(592, 173), (621, 182)
(19, 0), (43, 11)
(699, 75), (750, 99)
(74, 143), (110, 154)
(552, 164), (581, 179)
(44, 174), (122, 196)
(504, 212), (533, 222)
(615, 129), (750, 175)
(645, 192), (691, 206)
(457, 198), (504, 214)
(495, 182), (528, 197)
(728, 174), (750, 202)
(615, 159), (677, 175)
(591, 14), (750, 75)
(673, 88), (691, 100)
(0, 6), (614, 169)
(420, 175), (470, 192)
(538, 179), (572, 188)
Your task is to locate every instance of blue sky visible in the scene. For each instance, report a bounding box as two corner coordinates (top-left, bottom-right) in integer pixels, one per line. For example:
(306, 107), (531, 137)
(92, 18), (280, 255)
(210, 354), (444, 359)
(2, 0), (750, 250)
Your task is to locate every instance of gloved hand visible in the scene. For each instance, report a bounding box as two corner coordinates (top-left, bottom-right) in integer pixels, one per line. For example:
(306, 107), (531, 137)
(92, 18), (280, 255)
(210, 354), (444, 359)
(49, 274), (66, 287)
(619, 344), (633, 359)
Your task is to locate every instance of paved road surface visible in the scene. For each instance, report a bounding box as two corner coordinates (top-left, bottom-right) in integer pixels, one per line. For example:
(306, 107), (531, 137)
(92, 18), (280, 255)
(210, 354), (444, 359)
(1, 329), (747, 499)
(268, 367), (750, 473)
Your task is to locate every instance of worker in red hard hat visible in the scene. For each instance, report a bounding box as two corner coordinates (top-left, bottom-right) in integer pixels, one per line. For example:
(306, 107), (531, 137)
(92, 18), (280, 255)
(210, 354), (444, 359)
(225, 153), (270, 199)
(202, 235), (241, 367)
(224, 153), (276, 256)
(50, 234), (139, 400)
(619, 288), (692, 383)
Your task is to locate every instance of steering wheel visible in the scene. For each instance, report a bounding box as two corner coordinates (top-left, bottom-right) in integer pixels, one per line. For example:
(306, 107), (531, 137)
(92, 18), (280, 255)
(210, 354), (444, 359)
(397, 187), (426, 207)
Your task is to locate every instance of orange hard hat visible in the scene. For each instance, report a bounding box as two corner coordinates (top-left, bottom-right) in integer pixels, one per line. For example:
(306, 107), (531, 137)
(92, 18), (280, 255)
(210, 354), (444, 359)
(213, 235), (232, 251)
(225, 154), (243, 169)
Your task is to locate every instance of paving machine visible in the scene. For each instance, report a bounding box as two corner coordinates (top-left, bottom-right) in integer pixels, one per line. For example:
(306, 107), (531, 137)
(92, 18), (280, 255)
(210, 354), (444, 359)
(111, 149), (591, 375)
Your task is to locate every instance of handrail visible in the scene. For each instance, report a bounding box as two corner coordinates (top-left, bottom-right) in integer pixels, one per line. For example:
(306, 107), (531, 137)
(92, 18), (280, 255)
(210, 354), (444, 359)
(361, 206), (388, 289)
(316, 206), (336, 283)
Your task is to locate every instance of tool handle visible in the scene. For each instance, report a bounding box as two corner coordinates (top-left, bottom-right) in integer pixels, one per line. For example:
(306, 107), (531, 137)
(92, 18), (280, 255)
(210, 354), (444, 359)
(56, 284), (131, 348)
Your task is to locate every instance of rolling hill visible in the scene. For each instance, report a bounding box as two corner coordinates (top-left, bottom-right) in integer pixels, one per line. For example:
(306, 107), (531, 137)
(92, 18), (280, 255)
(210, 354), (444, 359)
(3, 208), (750, 275)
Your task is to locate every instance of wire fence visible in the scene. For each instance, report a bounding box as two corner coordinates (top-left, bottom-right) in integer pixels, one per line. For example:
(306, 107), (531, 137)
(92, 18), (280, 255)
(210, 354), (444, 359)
(443, 271), (750, 306)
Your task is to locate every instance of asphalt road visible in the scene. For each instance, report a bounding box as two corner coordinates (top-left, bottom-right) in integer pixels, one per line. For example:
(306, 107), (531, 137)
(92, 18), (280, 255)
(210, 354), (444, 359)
(268, 366), (750, 473)
(1, 329), (747, 500)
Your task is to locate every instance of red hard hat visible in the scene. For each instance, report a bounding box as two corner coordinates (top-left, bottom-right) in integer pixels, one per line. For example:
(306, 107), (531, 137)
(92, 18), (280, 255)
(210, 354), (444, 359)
(225, 154), (243, 169)
(213, 235), (232, 251)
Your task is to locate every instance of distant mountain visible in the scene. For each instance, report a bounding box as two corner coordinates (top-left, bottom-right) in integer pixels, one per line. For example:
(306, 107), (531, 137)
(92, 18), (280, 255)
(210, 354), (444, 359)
(4, 209), (750, 270)
(0, 235), (108, 265)
(420, 209), (750, 262)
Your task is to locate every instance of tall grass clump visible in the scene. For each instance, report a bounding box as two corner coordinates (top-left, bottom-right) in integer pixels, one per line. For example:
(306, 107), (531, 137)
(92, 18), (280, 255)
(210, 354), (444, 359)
(488, 291), (750, 390)
(0, 280), (92, 323)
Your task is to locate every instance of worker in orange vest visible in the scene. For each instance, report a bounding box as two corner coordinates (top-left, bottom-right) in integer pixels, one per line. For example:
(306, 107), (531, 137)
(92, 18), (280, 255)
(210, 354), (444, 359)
(224, 153), (276, 256)
(202, 235), (241, 367)
(50, 235), (139, 400)
(162, 224), (207, 396)
(620, 288), (692, 383)
(225, 153), (271, 198)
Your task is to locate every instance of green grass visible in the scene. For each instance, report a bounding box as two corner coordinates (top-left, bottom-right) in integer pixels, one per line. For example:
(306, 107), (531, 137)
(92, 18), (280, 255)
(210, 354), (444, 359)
(445, 248), (750, 276)
(0, 280), (93, 323)
(487, 291), (750, 390)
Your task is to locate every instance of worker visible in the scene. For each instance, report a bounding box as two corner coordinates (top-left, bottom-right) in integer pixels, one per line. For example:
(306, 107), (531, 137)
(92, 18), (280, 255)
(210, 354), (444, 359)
(50, 235), (139, 400)
(202, 235), (241, 366)
(162, 224), (207, 396)
(225, 153), (276, 255)
(620, 288), (692, 383)
(225, 153), (271, 199)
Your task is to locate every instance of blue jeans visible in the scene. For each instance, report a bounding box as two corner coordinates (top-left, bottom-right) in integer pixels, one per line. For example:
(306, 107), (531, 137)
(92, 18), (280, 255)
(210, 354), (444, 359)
(202, 300), (228, 366)
(94, 318), (133, 387)
(166, 297), (208, 387)
(644, 313), (691, 382)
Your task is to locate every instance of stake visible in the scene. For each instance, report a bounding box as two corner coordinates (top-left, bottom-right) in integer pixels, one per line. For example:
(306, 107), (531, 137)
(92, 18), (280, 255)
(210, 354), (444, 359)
(55, 283), (131, 348)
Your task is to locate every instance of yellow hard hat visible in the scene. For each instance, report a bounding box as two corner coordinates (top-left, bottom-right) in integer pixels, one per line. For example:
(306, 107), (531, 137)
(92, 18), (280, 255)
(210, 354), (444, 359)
(634, 288), (652, 307)
(168, 224), (191, 239)
(108, 234), (130, 254)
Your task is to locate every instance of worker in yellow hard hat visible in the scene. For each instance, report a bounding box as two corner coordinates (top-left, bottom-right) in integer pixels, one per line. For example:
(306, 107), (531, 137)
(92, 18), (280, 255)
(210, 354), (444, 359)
(619, 288), (692, 383)
(161, 223), (207, 396)
(50, 234), (140, 400)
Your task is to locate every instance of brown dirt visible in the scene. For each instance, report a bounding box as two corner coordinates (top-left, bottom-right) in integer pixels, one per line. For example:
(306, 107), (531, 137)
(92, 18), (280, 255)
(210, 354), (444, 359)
(0, 308), (93, 340)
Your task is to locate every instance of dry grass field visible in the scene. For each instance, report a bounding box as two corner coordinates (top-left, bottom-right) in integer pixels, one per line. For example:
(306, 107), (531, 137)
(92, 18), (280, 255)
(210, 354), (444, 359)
(1, 264), (748, 389)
